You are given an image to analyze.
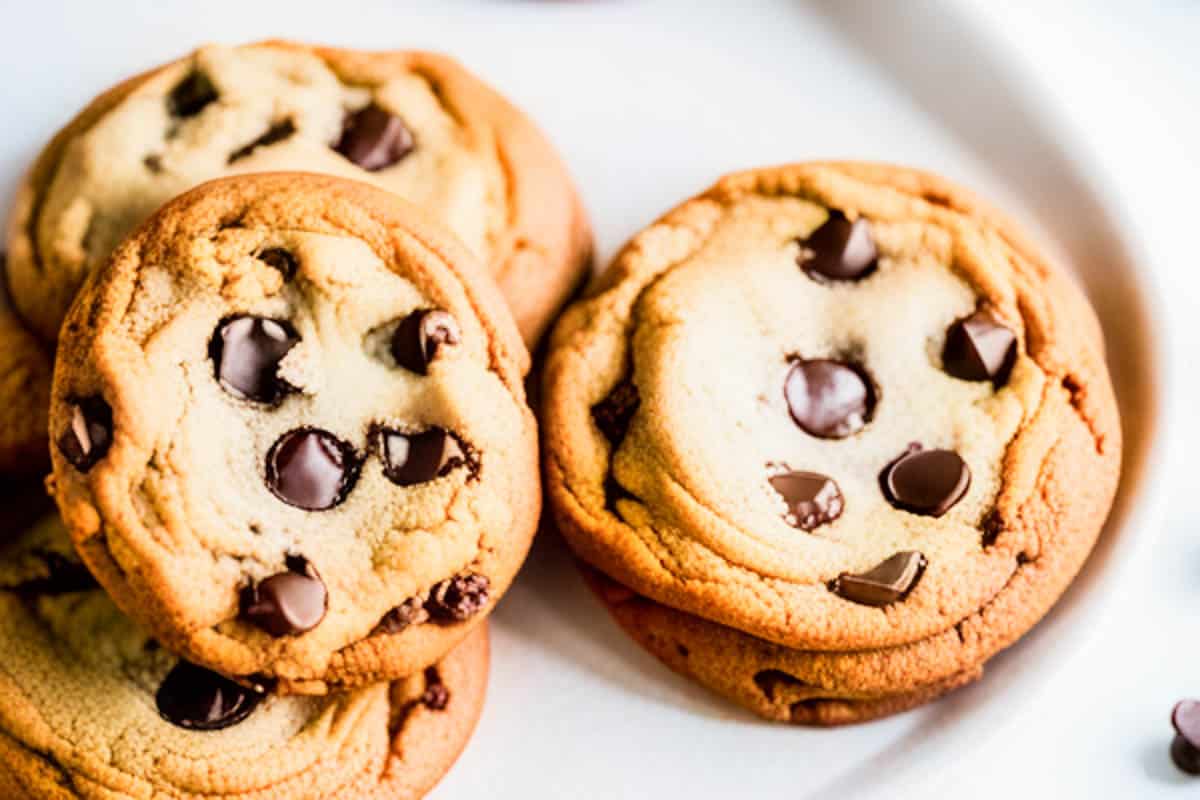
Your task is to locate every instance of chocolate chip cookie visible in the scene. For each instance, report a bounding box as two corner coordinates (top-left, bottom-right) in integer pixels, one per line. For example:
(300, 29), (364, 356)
(49, 173), (539, 692)
(0, 516), (488, 799)
(2, 41), (590, 470)
(543, 162), (1121, 720)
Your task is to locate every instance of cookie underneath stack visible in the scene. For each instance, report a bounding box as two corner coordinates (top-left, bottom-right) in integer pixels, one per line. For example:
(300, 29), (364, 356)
(0, 517), (488, 800)
(0, 41), (591, 797)
(542, 162), (1121, 724)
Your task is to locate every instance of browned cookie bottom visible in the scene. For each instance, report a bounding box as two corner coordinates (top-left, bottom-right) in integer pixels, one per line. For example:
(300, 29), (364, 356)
(584, 565), (987, 726)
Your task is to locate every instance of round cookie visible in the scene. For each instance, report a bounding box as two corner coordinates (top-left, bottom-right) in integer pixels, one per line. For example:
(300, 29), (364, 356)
(0, 516), (488, 800)
(3, 40), (591, 469)
(49, 173), (539, 692)
(543, 163), (1121, 664)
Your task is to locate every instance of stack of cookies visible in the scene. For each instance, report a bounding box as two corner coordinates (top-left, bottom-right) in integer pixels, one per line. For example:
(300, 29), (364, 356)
(0, 42), (590, 798)
(541, 163), (1122, 725)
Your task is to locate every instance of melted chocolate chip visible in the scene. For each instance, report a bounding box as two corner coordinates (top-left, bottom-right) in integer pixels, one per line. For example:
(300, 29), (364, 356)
(156, 661), (263, 730)
(421, 667), (450, 710)
(376, 597), (429, 634)
(769, 470), (844, 531)
(390, 309), (460, 374)
(57, 396), (113, 472)
(266, 428), (360, 510)
(832, 551), (926, 607)
(258, 248), (298, 280)
(427, 574), (490, 622)
(592, 380), (640, 445)
(374, 427), (469, 487)
(334, 103), (414, 171)
(784, 359), (874, 439)
(798, 211), (878, 282)
(240, 556), (327, 637)
(209, 316), (300, 404)
(943, 310), (1017, 386)
(228, 119), (297, 164)
(167, 71), (218, 118)
(881, 445), (971, 517)
(1172, 700), (1200, 775)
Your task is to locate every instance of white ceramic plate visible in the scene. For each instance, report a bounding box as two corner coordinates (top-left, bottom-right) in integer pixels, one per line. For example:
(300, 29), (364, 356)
(1, 2), (1170, 797)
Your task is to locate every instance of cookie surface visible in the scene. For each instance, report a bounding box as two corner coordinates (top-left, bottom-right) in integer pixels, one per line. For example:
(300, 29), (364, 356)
(0, 516), (488, 799)
(49, 173), (538, 692)
(0, 255), (52, 476)
(544, 162), (1121, 659)
(2, 41), (590, 470)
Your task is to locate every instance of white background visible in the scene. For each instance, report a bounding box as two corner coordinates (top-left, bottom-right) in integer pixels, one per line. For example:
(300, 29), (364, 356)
(4, 2), (1198, 798)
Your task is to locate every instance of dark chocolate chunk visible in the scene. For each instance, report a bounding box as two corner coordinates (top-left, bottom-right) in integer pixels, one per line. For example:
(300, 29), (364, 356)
(427, 574), (490, 622)
(334, 103), (414, 171)
(209, 316), (300, 404)
(57, 396), (113, 472)
(167, 71), (218, 118)
(784, 359), (874, 439)
(374, 427), (468, 487)
(155, 661), (263, 730)
(592, 380), (640, 445)
(241, 555), (327, 637)
(798, 211), (878, 282)
(881, 445), (971, 517)
(769, 470), (844, 530)
(227, 119), (297, 164)
(258, 248), (298, 279)
(832, 551), (926, 607)
(1173, 700), (1200, 775)
(376, 597), (429, 634)
(390, 309), (460, 374)
(421, 667), (449, 710)
(265, 428), (359, 510)
(943, 310), (1017, 385)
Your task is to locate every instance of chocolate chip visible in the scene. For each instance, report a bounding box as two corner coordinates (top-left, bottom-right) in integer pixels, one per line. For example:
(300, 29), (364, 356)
(798, 211), (878, 282)
(427, 574), (490, 622)
(1172, 700), (1200, 775)
(421, 667), (449, 710)
(592, 380), (640, 445)
(374, 427), (469, 487)
(603, 474), (638, 516)
(209, 316), (300, 404)
(942, 309), (1017, 386)
(769, 470), (844, 530)
(881, 445), (971, 517)
(334, 103), (414, 171)
(240, 556), (327, 637)
(390, 309), (460, 374)
(57, 396), (113, 472)
(784, 359), (874, 439)
(258, 248), (298, 280)
(376, 597), (429, 634)
(167, 71), (218, 118)
(227, 119), (297, 164)
(143, 154), (163, 173)
(832, 551), (926, 606)
(155, 661), (263, 730)
(266, 428), (360, 510)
